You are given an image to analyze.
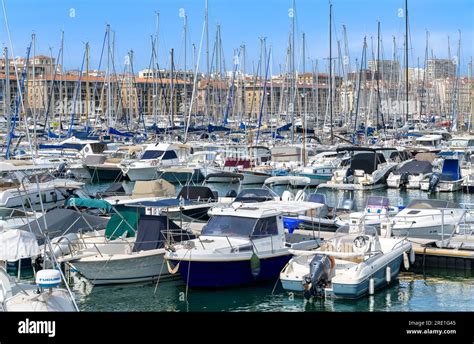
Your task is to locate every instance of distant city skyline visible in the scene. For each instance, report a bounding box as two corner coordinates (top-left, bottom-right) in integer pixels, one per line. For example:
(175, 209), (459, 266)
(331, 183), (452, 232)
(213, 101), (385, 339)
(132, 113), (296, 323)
(1, 0), (473, 75)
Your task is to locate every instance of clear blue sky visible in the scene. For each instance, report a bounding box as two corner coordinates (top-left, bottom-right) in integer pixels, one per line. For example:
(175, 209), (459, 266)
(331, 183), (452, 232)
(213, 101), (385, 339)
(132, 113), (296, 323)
(1, 0), (473, 75)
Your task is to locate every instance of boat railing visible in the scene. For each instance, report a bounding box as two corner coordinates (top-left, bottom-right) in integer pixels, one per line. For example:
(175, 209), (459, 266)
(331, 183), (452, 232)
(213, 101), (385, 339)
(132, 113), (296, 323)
(394, 208), (472, 242)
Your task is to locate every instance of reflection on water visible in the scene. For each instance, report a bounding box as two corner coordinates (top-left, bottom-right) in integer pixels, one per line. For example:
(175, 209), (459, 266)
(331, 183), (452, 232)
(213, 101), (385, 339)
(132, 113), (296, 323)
(75, 272), (474, 312)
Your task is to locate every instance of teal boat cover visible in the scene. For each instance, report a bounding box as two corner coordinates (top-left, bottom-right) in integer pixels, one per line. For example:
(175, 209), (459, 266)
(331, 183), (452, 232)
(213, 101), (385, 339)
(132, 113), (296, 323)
(67, 197), (113, 212)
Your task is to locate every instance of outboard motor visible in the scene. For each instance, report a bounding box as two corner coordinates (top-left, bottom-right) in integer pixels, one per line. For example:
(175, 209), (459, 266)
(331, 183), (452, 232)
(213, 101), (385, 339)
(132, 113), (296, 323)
(303, 254), (334, 299)
(399, 171), (409, 186)
(428, 172), (441, 192)
(343, 168), (354, 184)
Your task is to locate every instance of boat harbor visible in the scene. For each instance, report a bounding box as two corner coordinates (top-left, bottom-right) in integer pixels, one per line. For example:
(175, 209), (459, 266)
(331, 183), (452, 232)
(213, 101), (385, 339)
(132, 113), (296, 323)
(0, 0), (473, 318)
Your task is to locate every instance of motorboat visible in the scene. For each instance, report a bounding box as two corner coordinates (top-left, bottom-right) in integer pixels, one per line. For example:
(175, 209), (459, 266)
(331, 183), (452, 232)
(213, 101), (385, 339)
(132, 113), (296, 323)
(121, 143), (190, 181)
(280, 224), (413, 299)
(319, 147), (405, 191)
(164, 202), (321, 288)
(0, 229), (78, 311)
(387, 159), (434, 189)
(391, 199), (472, 239)
(0, 172), (84, 209)
(420, 156), (464, 192)
(293, 151), (345, 186)
(84, 145), (144, 182)
(60, 214), (195, 285)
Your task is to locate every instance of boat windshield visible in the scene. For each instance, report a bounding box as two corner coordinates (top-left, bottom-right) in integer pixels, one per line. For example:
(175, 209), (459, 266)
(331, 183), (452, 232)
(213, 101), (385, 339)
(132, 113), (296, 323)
(366, 196), (389, 208)
(334, 225), (378, 237)
(201, 215), (258, 237)
(234, 188), (277, 203)
(141, 150), (164, 160)
(406, 199), (460, 209)
(450, 139), (472, 148)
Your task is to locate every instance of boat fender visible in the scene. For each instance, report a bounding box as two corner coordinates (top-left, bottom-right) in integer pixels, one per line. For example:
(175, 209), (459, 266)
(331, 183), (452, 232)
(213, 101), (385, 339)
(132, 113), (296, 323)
(403, 252), (410, 270)
(250, 253), (261, 278)
(369, 277), (375, 295)
(409, 249), (415, 264)
(386, 266), (391, 283)
(166, 260), (180, 275)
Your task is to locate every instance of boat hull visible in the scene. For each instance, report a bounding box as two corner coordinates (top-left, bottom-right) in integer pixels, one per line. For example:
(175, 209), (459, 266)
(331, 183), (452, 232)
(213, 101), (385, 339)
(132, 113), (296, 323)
(69, 252), (170, 285)
(330, 255), (403, 299)
(87, 166), (128, 182)
(167, 254), (291, 288)
(122, 166), (158, 181)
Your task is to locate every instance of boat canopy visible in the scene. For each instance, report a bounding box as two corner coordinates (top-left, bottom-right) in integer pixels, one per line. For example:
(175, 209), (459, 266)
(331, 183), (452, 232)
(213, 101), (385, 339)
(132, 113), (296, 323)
(125, 199), (192, 208)
(105, 209), (140, 240)
(66, 197), (112, 212)
(395, 160), (433, 175)
(349, 152), (386, 174)
(177, 186), (217, 201)
(131, 180), (175, 199)
(19, 208), (109, 242)
(0, 229), (39, 261)
(132, 215), (195, 252)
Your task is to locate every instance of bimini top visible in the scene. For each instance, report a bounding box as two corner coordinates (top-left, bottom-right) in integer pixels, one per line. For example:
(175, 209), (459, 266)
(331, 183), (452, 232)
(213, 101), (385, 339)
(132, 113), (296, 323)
(406, 199), (461, 210)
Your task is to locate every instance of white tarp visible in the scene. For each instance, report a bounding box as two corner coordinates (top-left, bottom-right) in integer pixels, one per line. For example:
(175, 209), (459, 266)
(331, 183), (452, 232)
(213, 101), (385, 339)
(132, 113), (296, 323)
(0, 229), (40, 261)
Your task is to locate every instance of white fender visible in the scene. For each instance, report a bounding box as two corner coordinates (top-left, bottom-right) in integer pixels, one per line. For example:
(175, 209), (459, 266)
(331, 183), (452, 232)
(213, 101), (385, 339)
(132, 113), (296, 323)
(403, 252), (410, 270)
(386, 266), (391, 283)
(369, 277), (375, 295)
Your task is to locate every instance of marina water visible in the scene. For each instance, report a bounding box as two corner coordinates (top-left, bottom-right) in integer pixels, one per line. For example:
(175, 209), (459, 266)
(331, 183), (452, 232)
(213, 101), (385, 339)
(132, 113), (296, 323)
(76, 182), (474, 312)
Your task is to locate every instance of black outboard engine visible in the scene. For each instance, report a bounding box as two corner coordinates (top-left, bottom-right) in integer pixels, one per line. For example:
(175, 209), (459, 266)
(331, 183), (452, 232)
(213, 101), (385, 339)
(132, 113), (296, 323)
(303, 254), (334, 299)
(428, 172), (441, 192)
(399, 171), (409, 186)
(343, 168), (354, 184)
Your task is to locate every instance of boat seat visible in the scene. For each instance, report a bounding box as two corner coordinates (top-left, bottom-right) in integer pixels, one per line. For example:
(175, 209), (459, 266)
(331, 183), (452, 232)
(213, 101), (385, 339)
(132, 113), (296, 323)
(281, 190), (294, 201)
(294, 190), (307, 202)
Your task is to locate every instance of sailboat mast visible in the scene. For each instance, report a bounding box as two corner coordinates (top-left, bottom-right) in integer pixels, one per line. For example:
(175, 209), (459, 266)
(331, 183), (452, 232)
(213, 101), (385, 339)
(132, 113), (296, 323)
(329, 3), (333, 144)
(205, 0), (210, 120)
(170, 48), (174, 129)
(183, 14), (188, 130)
(59, 31), (64, 132)
(405, 0), (409, 124)
(85, 42), (89, 128)
(4, 47), (10, 135)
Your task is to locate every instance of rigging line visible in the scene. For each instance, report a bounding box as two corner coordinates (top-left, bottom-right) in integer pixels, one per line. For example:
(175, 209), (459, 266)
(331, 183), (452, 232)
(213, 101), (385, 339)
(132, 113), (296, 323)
(2, 0), (34, 156)
(184, 18), (206, 142)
